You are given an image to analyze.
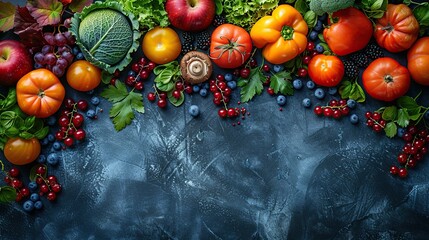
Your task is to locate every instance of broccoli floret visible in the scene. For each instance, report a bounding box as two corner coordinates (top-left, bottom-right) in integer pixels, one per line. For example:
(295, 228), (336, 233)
(309, 0), (355, 16)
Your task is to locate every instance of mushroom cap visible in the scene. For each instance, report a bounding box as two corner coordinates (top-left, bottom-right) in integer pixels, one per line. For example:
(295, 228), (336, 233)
(180, 51), (213, 84)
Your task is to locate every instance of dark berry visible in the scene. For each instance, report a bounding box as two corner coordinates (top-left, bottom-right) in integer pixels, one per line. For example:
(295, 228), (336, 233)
(343, 60), (359, 79)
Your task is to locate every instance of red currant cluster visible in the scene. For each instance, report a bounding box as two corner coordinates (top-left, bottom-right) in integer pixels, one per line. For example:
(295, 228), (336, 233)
(3, 167), (30, 202)
(122, 57), (157, 91)
(390, 126), (429, 178)
(55, 98), (87, 147)
(313, 99), (350, 119)
(147, 81), (185, 108)
(364, 111), (386, 133)
(34, 164), (62, 201)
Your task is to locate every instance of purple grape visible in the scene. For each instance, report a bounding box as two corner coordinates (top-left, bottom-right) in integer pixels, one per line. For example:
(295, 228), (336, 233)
(52, 65), (65, 77)
(44, 53), (57, 66)
(54, 33), (67, 47)
(62, 51), (74, 64)
(63, 31), (76, 45)
(34, 52), (45, 64)
(64, 18), (72, 28)
(56, 58), (68, 69)
(41, 45), (54, 54)
(44, 33), (55, 45)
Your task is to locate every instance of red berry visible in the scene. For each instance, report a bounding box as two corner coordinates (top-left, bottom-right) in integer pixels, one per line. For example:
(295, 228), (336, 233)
(332, 110), (342, 119)
(297, 68), (307, 77)
(302, 56), (312, 65)
(397, 153), (408, 164)
(139, 69), (150, 80)
(11, 179), (22, 188)
(47, 175), (58, 185)
(139, 57), (147, 66)
(314, 106), (323, 115)
(47, 191), (57, 201)
(307, 41), (315, 51)
(64, 98), (75, 110)
(132, 63), (140, 72)
(36, 165), (47, 175)
(240, 68), (251, 78)
(233, 68), (240, 76)
(217, 81), (226, 90)
(209, 84), (218, 93)
(340, 106), (350, 116)
(63, 137), (74, 147)
(249, 58), (257, 68)
(58, 116), (69, 127)
(218, 109), (227, 118)
(267, 87), (274, 95)
(390, 166), (398, 175)
(114, 69), (120, 77)
(72, 113), (84, 128)
(4, 176), (11, 184)
(213, 91), (222, 100)
(52, 183), (62, 193)
(407, 158), (416, 168)
(77, 100), (88, 111)
(110, 78), (117, 85)
(20, 187), (30, 197)
(15, 192), (23, 202)
(328, 100), (338, 107)
(323, 107), (333, 117)
(223, 87), (232, 96)
(172, 90), (181, 99)
(216, 74), (225, 82)
(134, 81), (144, 91)
(407, 125), (417, 135)
(147, 62), (157, 71)
(338, 99), (347, 106)
(125, 76), (135, 86)
(184, 86), (193, 94)
(366, 119), (374, 127)
(372, 124), (383, 133)
(55, 130), (65, 140)
(398, 168), (408, 178)
(420, 146), (428, 154)
(36, 176), (44, 185)
(402, 133), (413, 142)
(262, 64), (270, 72)
(40, 184), (49, 193)
(227, 108), (237, 118)
(157, 99), (167, 108)
(213, 98), (222, 105)
(147, 92), (156, 102)
(9, 167), (20, 178)
(175, 82), (184, 91)
(74, 129), (86, 141)
(372, 112), (381, 121)
(365, 111), (372, 119)
(158, 92), (167, 100)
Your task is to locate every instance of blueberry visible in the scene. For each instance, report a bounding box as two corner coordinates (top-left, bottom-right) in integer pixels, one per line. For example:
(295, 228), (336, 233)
(40, 137), (49, 147)
(46, 116), (56, 126)
(47, 134), (55, 142)
(72, 46), (80, 55)
(273, 65), (284, 73)
(30, 193), (40, 202)
(90, 96), (100, 106)
(314, 88), (325, 99)
(76, 52), (84, 60)
(306, 80), (315, 89)
(34, 201), (43, 210)
(192, 85), (200, 93)
(37, 154), (46, 164)
(47, 153), (60, 166)
(276, 95), (287, 106)
(227, 80), (237, 90)
(28, 181), (38, 192)
(127, 70), (137, 77)
(328, 87), (337, 95)
(315, 44), (324, 53)
(224, 73), (233, 81)
(34, 63), (43, 69)
(314, 20), (323, 32)
(397, 127), (406, 138)
(52, 141), (62, 151)
(199, 88), (208, 97)
(86, 109), (96, 118)
(309, 30), (318, 41)
(293, 79), (303, 90)
(189, 105), (200, 117)
(424, 111), (429, 120)
(23, 200), (34, 212)
(302, 98), (311, 108)
(349, 114), (359, 124)
(347, 99), (357, 109)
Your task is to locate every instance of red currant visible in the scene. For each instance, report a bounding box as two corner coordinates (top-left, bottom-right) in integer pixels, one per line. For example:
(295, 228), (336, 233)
(134, 81), (144, 91)
(147, 62), (157, 71)
(172, 90), (181, 99)
(11, 179), (22, 188)
(297, 68), (307, 77)
(267, 87), (274, 95)
(314, 106), (323, 115)
(332, 110), (342, 119)
(372, 112), (381, 121)
(58, 116), (69, 128)
(306, 42), (315, 51)
(217, 81), (226, 91)
(216, 74), (225, 82)
(249, 58), (257, 68)
(262, 64), (270, 72)
(74, 129), (86, 141)
(397, 153), (408, 164)
(132, 63), (140, 72)
(52, 183), (62, 193)
(147, 92), (156, 102)
(47, 191), (57, 201)
(63, 137), (74, 147)
(36, 165), (47, 175)
(227, 108), (237, 118)
(302, 56), (312, 65)
(398, 168), (408, 178)
(390, 165), (398, 175)
(55, 130), (65, 140)
(77, 100), (88, 111)
(64, 98), (75, 110)
(72, 113), (84, 128)
(157, 99), (167, 108)
(8, 167), (20, 178)
(47, 175), (58, 185)
(40, 184), (49, 193)
(139, 69), (150, 80)
(20, 187), (30, 197)
(340, 107), (350, 116)
(323, 108), (333, 117)
(240, 68), (251, 78)
(184, 86), (193, 94)
(218, 109), (228, 118)
(175, 82), (184, 91)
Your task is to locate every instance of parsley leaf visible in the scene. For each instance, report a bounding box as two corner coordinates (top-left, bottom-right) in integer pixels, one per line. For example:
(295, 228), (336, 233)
(101, 81), (144, 131)
(270, 71), (293, 96)
(237, 68), (265, 103)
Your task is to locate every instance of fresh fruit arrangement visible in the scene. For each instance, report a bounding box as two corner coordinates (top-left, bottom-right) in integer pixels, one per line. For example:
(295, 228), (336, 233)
(1, 0), (429, 214)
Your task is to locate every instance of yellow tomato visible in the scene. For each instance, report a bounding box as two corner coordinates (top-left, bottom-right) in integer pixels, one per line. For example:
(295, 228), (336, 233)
(66, 60), (102, 92)
(4, 137), (41, 165)
(142, 27), (181, 65)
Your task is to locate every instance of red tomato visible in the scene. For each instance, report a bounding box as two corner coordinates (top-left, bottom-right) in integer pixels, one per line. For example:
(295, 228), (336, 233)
(4, 137), (41, 165)
(16, 69), (65, 118)
(323, 7), (373, 56)
(308, 54), (344, 87)
(209, 24), (253, 69)
(374, 4), (419, 53)
(362, 57), (410, 102)
(66, 60), (102, 92)
(407, 37), (429, 86)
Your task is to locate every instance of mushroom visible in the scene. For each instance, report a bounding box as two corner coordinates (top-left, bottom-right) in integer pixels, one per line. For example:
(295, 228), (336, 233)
(180, 51), (213, 84)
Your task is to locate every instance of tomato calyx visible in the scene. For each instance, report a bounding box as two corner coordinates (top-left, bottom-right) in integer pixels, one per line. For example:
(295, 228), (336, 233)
(384, 74), (394, 83)
(280, 26), (294, 41)
(211, 36), (247, 65)
(38, 89), (46, 98)
(381, 23), (394, 32)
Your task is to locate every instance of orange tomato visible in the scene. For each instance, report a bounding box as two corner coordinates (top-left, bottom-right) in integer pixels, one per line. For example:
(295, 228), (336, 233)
(407, 37), (429, 86)
(16, 69), (65, 118)
(308, 55), (344, 87)
(66, 60), (102, 91)
(142, 27), (181, 65)
(4, 137), (41, 165)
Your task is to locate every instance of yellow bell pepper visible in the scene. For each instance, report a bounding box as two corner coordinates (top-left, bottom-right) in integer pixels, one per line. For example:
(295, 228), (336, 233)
(250, 4), (308, 64)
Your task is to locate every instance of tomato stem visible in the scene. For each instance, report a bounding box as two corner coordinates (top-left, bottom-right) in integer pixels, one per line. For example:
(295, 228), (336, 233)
(384, 75), (394, 83)
(381, 24), (394, 32)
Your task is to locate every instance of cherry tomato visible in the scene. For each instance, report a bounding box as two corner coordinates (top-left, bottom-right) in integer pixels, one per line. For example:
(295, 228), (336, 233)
(407, 37), (429, 86)
(362, 57), (410, 102)
(142, 27), (181, 65)
(16, 69), (65, 118)
(308, 55), (344, 87)
(66, 60), (102, 92)
(4, 137), (41, 165)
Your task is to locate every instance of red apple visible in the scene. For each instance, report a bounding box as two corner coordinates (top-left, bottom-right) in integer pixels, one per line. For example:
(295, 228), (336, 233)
(165, 0), (215, 32)
(0, 40), (33, 86)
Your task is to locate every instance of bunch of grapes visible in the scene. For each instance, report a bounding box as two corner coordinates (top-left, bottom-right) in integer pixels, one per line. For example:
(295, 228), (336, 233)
(33, 30), (76, 78)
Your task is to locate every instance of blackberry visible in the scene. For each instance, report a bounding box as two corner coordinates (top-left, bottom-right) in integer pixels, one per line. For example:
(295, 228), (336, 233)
(349, 51), (369, 68)
(196, 31), (211, 51)
(182, 32), (194, 43)
(181, 42), (195, 55)
(365, 42), (384, 59)
(343, 60), (359, 79)
(213, 15), (227, 27)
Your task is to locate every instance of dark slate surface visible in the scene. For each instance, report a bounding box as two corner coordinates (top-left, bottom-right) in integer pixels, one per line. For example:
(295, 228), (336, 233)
(1, 0), (429, 239)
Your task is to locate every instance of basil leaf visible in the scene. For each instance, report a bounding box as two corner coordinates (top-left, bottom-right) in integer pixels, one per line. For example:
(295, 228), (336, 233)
(34, 126), (49, 139)
(397, 96), (419, 109)
(0, 186), (16, 203)
(414, 5), (429, 27)
(304, 11), (317, 28)
(24, 116), (36, 130)
(19, 131), (34, 139)
(215, 0), (223, 15)
(167, 91), (184, 107)
(295, 0), (309, 15)
(0, 111), (17, 129)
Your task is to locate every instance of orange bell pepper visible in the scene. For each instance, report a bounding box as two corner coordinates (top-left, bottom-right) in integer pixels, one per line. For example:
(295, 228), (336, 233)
(250, 4), (308, 64)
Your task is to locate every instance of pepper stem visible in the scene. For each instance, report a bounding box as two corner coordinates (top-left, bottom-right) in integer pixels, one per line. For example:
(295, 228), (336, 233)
(281, 26), (294, 41)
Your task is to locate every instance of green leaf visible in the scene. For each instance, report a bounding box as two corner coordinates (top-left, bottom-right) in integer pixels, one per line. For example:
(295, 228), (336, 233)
(339, 80), (366, 103)
(371, 0), (384, 10)
(382, 106), (398, 121)
(167, 91), (185, 107)
(304, 11), (317, 28)
(33, 126), (49, 139)
(238, 68), (265, 103)
(27, 0), (63, 26)
(100, 81), (128, 103)
(0, 88), (17, 110)
(214, 0), (223, 15)
(19, 131), (34, 139)
(30, 164), (47, 181)
(397, 96), (419, 110)
(0, 1), (16, 32)
(384, 122), (397, 138)
(270, 71), (293, 96)
(0, 186), (16, 204)
(295, 0), (309, 15)
(396, 109), (410, 127)
(101, 70), (114, 85)
(414, 5), (429, 27)
(0, 111), (17, 129)
(69, 0), (93, 13)
(5, 126), (19, 136)
(24, 116), (36, 130)
(129, 91), (145, 114)
(156, 81), (175, 92)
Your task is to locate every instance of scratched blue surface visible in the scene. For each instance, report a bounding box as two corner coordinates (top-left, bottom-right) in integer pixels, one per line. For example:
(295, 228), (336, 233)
(1, 0), (429, 239)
